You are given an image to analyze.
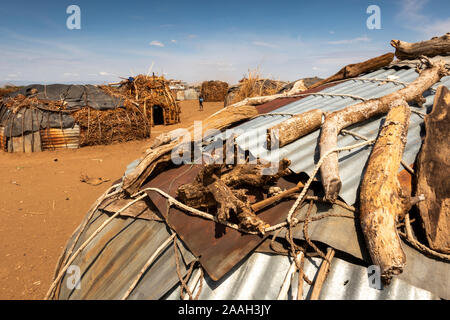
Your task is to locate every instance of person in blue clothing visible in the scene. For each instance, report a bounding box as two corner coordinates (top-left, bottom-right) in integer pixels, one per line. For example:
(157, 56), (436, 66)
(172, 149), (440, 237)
(199, 95), (204, 111)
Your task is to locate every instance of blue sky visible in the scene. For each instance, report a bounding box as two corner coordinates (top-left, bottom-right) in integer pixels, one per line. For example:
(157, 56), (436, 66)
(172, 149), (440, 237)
(1, 0), (449, 85)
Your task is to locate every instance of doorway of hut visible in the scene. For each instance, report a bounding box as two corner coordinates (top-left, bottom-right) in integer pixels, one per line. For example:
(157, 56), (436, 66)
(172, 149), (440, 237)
(152, 105), (164, 125)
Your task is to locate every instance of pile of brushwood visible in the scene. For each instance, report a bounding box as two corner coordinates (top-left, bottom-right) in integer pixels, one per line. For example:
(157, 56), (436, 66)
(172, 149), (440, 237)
(177, 157), (292, 233)
(200, 81), (229, 102)
(2, 93), (68, 112)
(224, 71), (287, 106)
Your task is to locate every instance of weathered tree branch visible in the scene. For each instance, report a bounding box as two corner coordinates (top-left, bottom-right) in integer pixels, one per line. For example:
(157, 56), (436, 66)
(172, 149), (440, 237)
(176, 159), (290, 233)
(320, 59), (448, 201)
(267, 109), (323, 148)
(414, 85), (450, 254)
(308, 53), (394, 90)
(360, 101), (411, 283)
(391, 33), (450, 60)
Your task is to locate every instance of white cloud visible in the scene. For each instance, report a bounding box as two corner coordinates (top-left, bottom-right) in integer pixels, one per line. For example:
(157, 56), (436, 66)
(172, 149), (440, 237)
(327, 36), (371, 45)
(251, 41), (278, 48)
(187, 34), (198, 39)
(63, 72), (79, 77)
(329, 31), (335, 34)
(171, 39), (177, 43)
(150, 40), (165, 47)
(99, 71), (112, 76)
(397, 0), (450, 38)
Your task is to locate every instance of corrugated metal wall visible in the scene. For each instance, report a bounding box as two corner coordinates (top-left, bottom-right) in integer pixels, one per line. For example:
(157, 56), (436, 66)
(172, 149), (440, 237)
(40, 125), (80, 150)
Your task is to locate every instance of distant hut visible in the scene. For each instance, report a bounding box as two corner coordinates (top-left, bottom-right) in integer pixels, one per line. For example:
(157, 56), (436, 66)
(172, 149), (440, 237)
(200, 81), (229, 102)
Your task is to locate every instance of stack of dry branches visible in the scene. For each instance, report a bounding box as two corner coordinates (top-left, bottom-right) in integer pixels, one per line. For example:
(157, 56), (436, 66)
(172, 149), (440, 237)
(72, 105), (152, 146)
(230, 70), (286, 105)
(200, 80), (229, 102)
(2, 94), (68, 112)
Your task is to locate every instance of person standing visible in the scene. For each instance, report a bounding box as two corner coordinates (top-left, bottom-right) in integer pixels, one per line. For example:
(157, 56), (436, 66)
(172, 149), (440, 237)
(198, 95), (204, 111)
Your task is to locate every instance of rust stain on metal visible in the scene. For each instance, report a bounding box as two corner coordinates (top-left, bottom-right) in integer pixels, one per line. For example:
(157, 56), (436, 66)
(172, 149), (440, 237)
(397, 164), (414, 196)
(40, 126), (80, 150)
(256, 82), (339, 114)
(143, 164), (297, 281)
(0, 127), (7, 151)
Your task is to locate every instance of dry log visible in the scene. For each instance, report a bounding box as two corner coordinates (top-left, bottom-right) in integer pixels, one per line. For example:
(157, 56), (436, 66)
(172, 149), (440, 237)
(176, 159), (291, 232)
(122, 105), (259, 195)
(308, 53), (394, 90)
(320, 58), (448, 201)
(360, 101), (412, 283)
(267, 109), (323, 148)
(391, 33), (450, 60)
(414, 85), (450, 254)
(207, 178), (268, 233)
(220, 158), (291, 188)
(177, 159), (291, 207)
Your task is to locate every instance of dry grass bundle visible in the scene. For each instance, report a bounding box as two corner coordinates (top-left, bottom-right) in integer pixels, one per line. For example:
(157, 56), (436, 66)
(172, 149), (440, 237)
(72, 105), (152, 146)
(230, 69), (286, 105)
(200, 81), (229, 102)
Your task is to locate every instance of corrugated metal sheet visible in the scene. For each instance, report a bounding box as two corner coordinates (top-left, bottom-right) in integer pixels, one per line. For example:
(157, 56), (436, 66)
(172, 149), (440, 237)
(57, 209), (196, 300)
(55, 208), (440, 300)
(0, 126), (7, 151)
(40, 125), (80, 150)
(208, 68), (450, 204)
(164, 252), (438, 300)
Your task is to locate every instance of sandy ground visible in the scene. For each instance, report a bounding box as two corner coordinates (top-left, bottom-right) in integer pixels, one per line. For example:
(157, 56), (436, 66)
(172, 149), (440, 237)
(0, 100), (224, 300)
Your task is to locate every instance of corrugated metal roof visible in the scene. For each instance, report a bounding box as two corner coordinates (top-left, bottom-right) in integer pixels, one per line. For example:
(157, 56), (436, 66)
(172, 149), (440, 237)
(209, 67), (450, 204)
(164, 252), (438, 300)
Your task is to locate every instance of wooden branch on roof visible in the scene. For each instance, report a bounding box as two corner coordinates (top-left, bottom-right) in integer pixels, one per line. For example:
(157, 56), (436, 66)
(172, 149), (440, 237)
(414, 85), (450, 254)
(308, 53), (395, 90)
(391, 33), (450, 60)
(267, 109), (323, 148)
(360, 101), (412, 284)
(176, 159), (291, 233)
(320, 58), (448, 202)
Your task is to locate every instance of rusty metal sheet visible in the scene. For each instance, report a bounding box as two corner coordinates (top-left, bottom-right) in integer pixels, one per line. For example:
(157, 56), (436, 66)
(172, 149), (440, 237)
(143, 164), (299, 281)
(255, 82), (339, 114)
(40, 125), (80, 150)
(0, 126), (7, 151)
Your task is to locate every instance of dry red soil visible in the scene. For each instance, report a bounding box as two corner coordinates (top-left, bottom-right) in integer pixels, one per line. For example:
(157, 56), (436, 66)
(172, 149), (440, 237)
(0, 100), (224, 299)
